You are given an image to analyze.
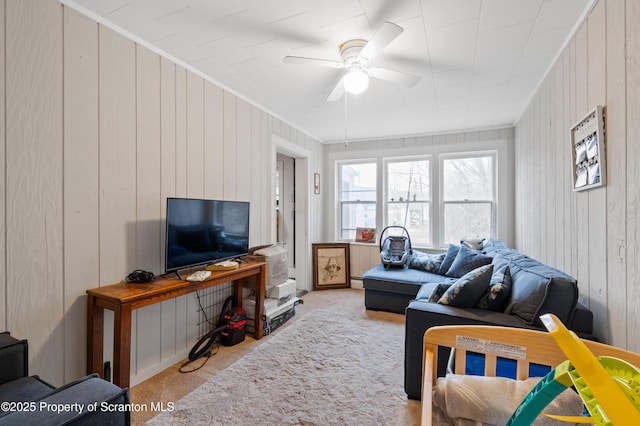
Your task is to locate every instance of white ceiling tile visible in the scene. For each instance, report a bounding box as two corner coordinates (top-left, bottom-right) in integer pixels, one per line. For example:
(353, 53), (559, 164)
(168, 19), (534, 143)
(470, 85), (508, 101)
(70, 0), (592, 141)
(421, 0), (481, 30)
(76, 0), (129, 16)
(474, 48), (521, 74)
(241, 0), (307, 24)
(155, 7), (224, 45)
(522, 27), (570, 57)
(472, 71), (513, 89)
(359, 0), (422, 27)
(514, 51), (555, 74)
(476, 22), (534, 56)
(300, 0), (364, 27)
(266, 12), (327, 50)
(427, 19), (479, 73)
(433, 68), (473, 87)
(211, 10), (278, 48)
(533, 0), (588, 32)
(127, 0), (188, 20)
(479, 0), (542, 31)
(183, 0), (248, 22)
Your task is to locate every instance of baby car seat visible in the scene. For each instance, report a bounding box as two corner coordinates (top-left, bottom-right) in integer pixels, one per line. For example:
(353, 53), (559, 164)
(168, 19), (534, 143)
(379, 226), (412, 269)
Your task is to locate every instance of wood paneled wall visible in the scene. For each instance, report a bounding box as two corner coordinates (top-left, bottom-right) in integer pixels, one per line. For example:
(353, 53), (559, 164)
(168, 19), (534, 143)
(0, 0), (323, 387)
(515, 0), (639, 349)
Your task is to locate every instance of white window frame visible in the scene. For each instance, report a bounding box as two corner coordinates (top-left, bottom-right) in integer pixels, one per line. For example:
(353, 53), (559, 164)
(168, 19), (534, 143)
(337, 160), (377, 241)
(383, 155), (433, 246)
(439, 151), (497, 246)
(326, 138), (512, 249)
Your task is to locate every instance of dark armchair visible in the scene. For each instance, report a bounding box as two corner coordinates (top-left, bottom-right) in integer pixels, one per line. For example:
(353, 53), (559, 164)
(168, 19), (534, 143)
(0, 332), (130, 425)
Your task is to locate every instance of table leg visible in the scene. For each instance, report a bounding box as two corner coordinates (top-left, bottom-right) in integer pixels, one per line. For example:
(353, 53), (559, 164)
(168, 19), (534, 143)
(87, 295), (104, 377)
(112, 304), (132, 388)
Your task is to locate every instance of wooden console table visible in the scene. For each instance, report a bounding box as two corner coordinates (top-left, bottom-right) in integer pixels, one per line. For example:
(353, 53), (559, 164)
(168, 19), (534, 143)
(86, 259), (266, 388)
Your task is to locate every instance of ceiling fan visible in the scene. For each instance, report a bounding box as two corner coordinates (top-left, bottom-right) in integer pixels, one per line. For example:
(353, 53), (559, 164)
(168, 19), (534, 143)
(283, 22), (421, 101)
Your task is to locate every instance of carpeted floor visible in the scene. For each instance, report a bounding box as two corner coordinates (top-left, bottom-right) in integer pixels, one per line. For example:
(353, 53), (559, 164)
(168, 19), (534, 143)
(130, 288), (421, 425)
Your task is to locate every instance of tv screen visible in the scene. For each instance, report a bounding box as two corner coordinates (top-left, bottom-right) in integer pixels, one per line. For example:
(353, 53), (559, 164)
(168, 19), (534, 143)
(165, 198), (250, 273)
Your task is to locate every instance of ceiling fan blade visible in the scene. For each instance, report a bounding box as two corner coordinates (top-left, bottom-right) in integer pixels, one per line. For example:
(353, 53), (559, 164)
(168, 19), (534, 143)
(368, 67), (421, 87)
(359, 22), (403, 61)
(283, 56), (344, 69)
(326, 77), (345, 102)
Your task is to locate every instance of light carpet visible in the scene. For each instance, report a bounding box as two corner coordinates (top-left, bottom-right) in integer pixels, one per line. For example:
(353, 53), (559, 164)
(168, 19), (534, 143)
(148, 309), (408, 425)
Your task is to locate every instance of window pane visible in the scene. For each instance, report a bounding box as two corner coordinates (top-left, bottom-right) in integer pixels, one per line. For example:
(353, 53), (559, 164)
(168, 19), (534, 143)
(341, 163), (376, 201)
(387, 160), (429, 202)
(443, 202), (491, 245)
(443, 157), (493, 201)
(387, 202), (430, 245)
(341, 202), (376, 240)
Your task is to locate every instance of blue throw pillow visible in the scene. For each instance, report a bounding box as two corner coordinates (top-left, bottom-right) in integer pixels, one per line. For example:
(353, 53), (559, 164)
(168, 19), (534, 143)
(409, 251), (446, 272)
(438, 244), (460, 275)
(476, 265), (512, 311)
(445, 245), (493, 278)
(438, 264), (493, 308)
(428, 283), (452, 303)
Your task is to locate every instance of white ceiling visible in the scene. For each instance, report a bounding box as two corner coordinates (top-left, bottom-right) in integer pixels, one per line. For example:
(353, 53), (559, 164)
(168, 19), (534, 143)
(66, 0), (592, 143)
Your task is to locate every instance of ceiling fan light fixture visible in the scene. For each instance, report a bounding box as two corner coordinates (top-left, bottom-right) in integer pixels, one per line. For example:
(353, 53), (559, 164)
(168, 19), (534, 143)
(344, 66), (369, 94)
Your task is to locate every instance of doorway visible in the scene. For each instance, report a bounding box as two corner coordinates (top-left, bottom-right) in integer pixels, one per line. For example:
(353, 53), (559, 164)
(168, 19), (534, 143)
(276, 153), (295, 277)
(271, 135), (311, 292)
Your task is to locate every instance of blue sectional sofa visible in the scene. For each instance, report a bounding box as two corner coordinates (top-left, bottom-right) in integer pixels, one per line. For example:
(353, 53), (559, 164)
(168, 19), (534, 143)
(362, 239), (594, 400)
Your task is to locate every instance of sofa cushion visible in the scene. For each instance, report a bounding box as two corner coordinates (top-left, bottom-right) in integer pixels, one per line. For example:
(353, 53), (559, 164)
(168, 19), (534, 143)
(482, 238), (508, 256)
(363, 264), (449, 295)
(438, 244), (460, 275)
(0, 376), (54, 404)
(496, 250), (578, 326)
(429, 283), (453, 303)
(446, 245), (493, 278)
(476, 265), (512, 311)
(409, 251), (446, 273)
(439, 264), (493, 308)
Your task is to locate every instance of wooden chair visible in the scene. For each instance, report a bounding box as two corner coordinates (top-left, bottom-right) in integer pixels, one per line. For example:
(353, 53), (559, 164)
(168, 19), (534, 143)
(421, 321), (640, 425)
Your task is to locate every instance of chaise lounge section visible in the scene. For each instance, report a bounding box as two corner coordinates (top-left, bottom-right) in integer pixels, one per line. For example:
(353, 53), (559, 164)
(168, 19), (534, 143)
(362, 239), (594, 400)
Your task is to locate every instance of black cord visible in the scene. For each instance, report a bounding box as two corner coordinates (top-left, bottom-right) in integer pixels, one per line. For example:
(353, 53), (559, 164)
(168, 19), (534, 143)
(179, 295), (237, 373)
(125, 270), (155, 283)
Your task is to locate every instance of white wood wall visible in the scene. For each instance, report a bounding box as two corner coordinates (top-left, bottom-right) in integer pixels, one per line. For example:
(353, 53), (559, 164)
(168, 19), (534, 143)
(0, 0), (323, 387)
(516, 0), (639, 350)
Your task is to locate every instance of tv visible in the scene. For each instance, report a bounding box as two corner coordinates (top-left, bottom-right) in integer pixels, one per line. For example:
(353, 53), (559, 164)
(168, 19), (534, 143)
(165, 197), (250, 274)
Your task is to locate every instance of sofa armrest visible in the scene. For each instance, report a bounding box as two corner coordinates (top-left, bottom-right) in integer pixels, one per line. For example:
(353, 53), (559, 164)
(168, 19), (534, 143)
(569, 302), (594, 336)
(0, 374), (130, 425)
(404, 300), (539, 400)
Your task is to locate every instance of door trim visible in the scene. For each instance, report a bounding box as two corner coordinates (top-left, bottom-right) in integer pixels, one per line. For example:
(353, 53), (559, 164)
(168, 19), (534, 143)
(270, 135), (311, 292)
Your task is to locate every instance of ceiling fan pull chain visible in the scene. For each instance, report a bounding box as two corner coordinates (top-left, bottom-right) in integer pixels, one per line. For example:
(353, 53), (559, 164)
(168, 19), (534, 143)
(344, 92), (349, 147)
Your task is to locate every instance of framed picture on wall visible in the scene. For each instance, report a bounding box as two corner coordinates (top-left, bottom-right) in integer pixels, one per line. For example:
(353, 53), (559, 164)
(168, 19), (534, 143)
(570, 105), (605, 191)
(312, 243), (350, 290)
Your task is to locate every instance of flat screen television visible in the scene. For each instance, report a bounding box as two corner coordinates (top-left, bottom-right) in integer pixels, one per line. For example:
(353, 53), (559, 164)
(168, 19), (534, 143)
(165, 197), (250, 273)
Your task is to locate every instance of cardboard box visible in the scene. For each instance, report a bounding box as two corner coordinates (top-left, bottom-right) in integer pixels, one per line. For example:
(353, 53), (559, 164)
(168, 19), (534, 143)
(254, 245), (288, 288)
(266, 279), (297, 300)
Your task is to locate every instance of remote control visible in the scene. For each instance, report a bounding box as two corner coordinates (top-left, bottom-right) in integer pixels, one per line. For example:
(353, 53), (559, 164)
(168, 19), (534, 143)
(186, 270), (211, 282)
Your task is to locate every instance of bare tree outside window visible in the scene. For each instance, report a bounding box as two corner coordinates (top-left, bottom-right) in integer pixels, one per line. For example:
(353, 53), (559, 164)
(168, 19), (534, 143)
(386, 159), (431, 245)
(443, 156), (494, 244)
(340, 162), (376, 240)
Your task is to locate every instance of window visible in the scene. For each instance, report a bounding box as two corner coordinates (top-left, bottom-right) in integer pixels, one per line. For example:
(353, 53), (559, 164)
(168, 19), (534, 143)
(339, 162), (376, 240)
(334, 150), (498, 248)
(385, 158), (431, 245)
(442, 155), (494, 245)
